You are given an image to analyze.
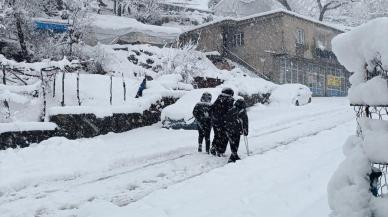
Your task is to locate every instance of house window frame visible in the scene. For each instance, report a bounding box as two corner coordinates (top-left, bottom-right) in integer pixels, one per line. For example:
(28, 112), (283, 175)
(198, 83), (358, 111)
(296, 28), (305, 45)
(233, 32), (244, 47)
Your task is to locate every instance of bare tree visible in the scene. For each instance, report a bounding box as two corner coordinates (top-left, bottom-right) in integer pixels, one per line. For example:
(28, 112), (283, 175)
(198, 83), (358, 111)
(317, 0), (357, 21)
(276, 0), (292, 11)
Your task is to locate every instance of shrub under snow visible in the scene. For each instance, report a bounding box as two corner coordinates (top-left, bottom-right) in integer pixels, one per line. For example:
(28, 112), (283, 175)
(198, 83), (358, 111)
(328, 18), (388, 217)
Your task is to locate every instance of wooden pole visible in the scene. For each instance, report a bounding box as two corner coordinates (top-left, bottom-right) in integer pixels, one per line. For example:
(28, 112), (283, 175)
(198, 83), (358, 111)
(61, 71), (65, 106)
(122, 73), (126, 102)
(110, 75), (113, 105)
(77, 72), (81, 106)
(2, 64), (10, 120)
(2, 65), (6, 85)
(40, 69), (46, 121)
(53, 72), (56, 97)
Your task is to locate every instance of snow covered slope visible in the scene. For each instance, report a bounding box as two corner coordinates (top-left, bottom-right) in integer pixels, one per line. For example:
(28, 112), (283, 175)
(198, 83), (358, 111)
(88, 14), (182, 45)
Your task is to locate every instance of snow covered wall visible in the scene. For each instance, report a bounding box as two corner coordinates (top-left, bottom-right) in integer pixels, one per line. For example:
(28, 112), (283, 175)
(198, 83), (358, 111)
(328, 18), (388, 217)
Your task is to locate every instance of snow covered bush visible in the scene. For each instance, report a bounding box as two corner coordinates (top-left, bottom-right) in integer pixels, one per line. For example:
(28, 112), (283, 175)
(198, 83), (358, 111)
(328, 18), (388, 217)
(332, 18), (388, 105)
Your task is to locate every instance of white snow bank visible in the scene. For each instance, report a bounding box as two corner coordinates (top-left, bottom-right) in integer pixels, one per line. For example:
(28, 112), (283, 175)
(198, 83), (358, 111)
(332, 18), (388, 78)
(0, 55), (72, 72)
(221, 73), (276, 95)
(328, 120), (388, 217)
(0, 81), (40, 93)
(0, 122), (57, 134)
(348, 76), (388, 105)
(0, 90), (29, 104)
(327, 137), (372, 217)
(358, 117), (388, 164)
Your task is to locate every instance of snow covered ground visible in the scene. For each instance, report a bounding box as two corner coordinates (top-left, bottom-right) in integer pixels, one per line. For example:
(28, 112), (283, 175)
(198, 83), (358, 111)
(0, 97), (354, 217)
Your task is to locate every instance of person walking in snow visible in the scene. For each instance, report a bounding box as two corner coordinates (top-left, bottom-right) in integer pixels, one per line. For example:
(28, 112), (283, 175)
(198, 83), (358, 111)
(135, 78), (147, 98)
(225, 98), (249, 163)
(193, 92), (212, 153)
(210, 87), (235, 156)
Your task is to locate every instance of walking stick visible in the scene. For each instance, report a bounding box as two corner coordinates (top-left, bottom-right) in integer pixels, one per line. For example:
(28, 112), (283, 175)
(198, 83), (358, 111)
(243, 132), (250, 156)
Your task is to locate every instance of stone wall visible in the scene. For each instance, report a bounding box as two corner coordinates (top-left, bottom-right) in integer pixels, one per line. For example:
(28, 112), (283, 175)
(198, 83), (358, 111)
(0, 97), (178, 149)
(192, 76), (224, 88)
(0, 130), (57, 150)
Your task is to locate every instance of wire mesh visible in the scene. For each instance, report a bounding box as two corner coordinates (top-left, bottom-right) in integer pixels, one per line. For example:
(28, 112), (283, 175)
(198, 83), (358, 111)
(353, 104), (388, 198)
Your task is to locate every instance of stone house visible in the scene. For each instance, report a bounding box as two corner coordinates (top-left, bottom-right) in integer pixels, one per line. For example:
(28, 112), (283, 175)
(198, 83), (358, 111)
(179, 9), (350, 96)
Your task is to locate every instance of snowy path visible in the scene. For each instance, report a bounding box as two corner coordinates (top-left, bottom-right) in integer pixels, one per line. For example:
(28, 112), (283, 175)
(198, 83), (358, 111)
(0, 98), (354, 217)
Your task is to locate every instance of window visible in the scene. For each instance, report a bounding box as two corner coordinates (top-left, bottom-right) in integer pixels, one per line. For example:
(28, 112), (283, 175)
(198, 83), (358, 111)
(296, 28), (305, 45)
(233, 32), (244, 47)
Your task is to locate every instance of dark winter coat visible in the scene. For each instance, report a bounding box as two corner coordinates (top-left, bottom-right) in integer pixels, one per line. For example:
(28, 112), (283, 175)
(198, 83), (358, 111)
(210, 94), (235, 127)
(193, 102), (212, 128)
(226, 104), (248, 136)
(135, 78), (147, 98)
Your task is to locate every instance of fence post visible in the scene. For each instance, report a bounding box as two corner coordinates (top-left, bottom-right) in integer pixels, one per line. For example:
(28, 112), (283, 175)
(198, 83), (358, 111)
(2, 65), (10, 120)
(77, 72), (81, 106)
(110, 75), (113, 105)
(61, 71), (65, 106)
(53, 72), (56, 97)
(122, 73), (126, 102)
(2, 65), (5, 85)
(40, 69), (46, 121)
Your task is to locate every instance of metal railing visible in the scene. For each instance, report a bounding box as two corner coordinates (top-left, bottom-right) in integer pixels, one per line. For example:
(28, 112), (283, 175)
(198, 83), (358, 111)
(222, 46), (270, 81)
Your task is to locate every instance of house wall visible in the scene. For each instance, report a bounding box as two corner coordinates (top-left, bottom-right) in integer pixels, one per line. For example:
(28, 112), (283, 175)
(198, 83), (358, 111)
(226, 15), (284, 80)
(281, 14), (342, 60)
(179, 25), (224, 54)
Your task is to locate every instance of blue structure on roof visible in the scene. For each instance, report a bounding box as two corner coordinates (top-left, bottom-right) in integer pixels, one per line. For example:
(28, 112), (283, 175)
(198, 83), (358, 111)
(35, 20), (70, 33)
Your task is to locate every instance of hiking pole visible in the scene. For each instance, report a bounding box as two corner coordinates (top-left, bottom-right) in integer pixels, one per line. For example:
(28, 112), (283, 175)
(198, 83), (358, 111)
(243, 133), (250, 156)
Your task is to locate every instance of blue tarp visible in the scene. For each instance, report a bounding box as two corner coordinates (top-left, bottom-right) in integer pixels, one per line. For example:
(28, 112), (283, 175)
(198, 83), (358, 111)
(35, 20), (69, 33)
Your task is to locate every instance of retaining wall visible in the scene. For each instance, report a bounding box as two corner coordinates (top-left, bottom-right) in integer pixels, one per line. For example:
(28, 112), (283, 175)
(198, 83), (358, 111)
(0, 97), (177, 149)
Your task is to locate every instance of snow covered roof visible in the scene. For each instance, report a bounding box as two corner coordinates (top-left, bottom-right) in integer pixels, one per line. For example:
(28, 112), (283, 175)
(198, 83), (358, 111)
(213, 0), (282, 17)
(89, 14), (182, 45)
(182, 9), (345, 34)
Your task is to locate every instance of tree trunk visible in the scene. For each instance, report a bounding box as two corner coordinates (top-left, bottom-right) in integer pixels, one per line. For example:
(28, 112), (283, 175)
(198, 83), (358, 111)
(113, 0), (117, 14)
(117, 4), (122, 16)
(55, 0), (64, 10)
(276, 0), (292, 11)
(319, 9), (325, 21)
(14, 12), (29, 61)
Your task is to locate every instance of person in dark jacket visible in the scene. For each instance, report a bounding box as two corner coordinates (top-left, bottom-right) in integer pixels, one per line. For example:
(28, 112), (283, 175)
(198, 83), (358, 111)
(226, 98), (249, 163)
(135, 78), (147, 98)
(210, 88), (235, 156)
(193, 92), (212, 153)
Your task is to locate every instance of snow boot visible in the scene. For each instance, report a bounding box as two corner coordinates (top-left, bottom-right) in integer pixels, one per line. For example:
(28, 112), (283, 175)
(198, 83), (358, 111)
(228, 153), (240, 163)
(198, 144), (202, 152)
(210, 147), (216, 156)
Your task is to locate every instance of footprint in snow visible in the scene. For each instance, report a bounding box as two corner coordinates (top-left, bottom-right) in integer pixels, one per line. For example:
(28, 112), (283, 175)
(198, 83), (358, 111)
(157, 172), (166, 178)
(127, 184), (139, 191)
(142, 179), (157, 184)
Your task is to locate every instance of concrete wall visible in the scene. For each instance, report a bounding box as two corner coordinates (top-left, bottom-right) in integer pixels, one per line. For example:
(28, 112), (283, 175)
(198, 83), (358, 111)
(281, 14), (342, 60)
(180, 25), (224, 53)
(228, 15), (284, 80)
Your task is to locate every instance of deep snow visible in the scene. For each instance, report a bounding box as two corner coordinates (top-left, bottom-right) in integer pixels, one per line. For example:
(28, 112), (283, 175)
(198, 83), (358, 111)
(0, 97), (354, 217)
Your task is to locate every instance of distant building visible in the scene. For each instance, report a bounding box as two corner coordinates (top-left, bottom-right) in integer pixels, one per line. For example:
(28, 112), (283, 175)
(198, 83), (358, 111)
(213, 0), (281, 17)
(179, 9), (350, 96)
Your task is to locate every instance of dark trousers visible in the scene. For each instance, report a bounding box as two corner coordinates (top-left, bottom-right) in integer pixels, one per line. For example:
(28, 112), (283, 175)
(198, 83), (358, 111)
(227, 132), (241, 154)
(212, 125), (229, 154)
(198, 124), (211, 151)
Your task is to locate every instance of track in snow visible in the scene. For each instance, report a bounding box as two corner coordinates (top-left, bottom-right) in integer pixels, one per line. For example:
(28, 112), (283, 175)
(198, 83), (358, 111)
(0, 99), (354, 217)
